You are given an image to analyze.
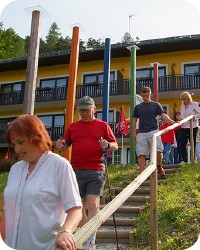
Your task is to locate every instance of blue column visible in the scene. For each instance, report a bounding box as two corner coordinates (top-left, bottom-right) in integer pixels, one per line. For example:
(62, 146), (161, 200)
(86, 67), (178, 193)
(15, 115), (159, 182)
(102, 38), (111, 122)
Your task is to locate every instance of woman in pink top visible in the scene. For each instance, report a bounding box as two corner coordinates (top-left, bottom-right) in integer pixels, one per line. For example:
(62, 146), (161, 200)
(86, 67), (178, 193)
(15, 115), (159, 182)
(180, 91), (200, 162)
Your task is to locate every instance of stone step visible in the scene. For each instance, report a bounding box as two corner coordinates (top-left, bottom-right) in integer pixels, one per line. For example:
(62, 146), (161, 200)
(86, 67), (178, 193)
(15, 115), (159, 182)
(100, 204), (144, 214)
(95, 164), (180, 247)
(114, 186), (150, 195)
(96, 229), (131, 244)
(104, 194), (150, 204)
(103, 217), (137, 226)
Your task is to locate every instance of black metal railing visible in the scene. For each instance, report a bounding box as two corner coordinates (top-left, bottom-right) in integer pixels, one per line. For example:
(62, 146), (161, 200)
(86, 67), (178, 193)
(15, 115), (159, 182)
(1, 74), (200, 106)
(0, 122), (130, 145)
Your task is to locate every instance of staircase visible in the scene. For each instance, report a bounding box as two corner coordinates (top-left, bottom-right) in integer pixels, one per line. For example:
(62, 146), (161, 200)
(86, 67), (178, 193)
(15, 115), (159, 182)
(95, 164), (181, 250)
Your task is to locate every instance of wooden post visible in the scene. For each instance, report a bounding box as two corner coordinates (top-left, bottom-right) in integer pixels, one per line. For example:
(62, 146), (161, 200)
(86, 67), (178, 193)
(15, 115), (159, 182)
(23, 10), (42, 114)
(150, 134), (158, 250)
(190, 119), (194, 163)
(62, 26), (80, 161)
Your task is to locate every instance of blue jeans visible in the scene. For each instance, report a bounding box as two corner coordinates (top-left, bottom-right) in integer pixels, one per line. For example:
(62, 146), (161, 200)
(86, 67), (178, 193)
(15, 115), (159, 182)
(163, 143), (172, 164)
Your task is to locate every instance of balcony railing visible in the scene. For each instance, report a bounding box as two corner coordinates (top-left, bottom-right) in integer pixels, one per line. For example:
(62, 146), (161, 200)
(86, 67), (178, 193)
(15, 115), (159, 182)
(0, 74), (200, 106)
(0, 123), (129, 145)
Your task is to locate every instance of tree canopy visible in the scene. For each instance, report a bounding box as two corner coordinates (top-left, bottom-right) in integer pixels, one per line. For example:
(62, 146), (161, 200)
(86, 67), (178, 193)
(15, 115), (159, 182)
(0, 22), (26, 60)
(0, 21), (129, 60)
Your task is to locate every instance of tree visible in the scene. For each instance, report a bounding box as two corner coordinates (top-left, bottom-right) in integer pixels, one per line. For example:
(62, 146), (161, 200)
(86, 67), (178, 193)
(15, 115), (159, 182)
(0, 22), (26, 59)
(86, 37), (101, 48)
(121, 32), (134, 43)
(55, 36), (72, 51)
(45, 22), (61, 53)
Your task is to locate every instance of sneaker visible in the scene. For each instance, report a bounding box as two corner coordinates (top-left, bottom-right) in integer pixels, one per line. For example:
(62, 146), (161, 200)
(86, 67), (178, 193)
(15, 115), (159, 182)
(77, 244), (84, 250)
(157, 166), (166, 177)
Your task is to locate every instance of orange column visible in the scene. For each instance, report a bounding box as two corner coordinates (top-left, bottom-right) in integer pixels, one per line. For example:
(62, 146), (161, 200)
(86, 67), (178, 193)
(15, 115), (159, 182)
(62, 26), (80, 161)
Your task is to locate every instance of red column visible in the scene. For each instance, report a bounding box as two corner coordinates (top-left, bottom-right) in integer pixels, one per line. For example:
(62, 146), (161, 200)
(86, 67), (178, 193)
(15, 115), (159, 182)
(62, 26), (80, 161)
(153, 62), (159, 102)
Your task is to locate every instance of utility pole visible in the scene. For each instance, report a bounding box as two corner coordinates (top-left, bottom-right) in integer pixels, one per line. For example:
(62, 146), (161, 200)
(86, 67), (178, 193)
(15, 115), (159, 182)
(23, 10), (42, 114)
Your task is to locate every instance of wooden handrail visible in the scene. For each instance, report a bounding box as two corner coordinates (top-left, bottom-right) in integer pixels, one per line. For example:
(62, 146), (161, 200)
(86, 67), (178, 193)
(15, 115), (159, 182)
(57, 115), (194, 250)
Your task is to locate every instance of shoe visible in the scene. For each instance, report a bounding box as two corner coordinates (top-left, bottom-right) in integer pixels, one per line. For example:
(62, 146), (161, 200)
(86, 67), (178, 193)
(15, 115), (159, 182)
(77, 244), (84, 250)
(157, 166), (166, 177)
(180, 161), (187, 164)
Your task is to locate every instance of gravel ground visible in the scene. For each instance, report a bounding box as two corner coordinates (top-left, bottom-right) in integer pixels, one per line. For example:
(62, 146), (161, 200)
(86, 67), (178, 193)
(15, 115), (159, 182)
(95, 243), (129, 250)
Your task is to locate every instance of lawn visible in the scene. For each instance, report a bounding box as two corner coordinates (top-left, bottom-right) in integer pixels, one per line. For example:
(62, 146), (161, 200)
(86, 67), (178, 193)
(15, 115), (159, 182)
(0, 163), (199, 250)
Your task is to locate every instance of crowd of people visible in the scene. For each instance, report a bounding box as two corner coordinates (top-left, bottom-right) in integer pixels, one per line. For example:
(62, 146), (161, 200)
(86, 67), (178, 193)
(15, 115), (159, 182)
(133, 88), (200, 172)
(0, 90), (199, 250)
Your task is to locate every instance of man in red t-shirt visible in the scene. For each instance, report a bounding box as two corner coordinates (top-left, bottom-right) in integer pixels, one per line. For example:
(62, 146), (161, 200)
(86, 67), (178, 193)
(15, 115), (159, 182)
(159, 121), (175, 164)
(56, 96), (118, 249)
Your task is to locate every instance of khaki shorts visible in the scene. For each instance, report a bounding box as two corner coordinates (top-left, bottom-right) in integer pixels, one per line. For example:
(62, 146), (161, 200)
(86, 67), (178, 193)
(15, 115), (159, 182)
(136, 130), (163, 157)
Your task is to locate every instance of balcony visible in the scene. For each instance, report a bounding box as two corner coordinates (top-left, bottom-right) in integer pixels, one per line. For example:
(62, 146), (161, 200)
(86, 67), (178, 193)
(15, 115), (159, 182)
(0, 122), (129, 145)
(0, 74), (200, 106)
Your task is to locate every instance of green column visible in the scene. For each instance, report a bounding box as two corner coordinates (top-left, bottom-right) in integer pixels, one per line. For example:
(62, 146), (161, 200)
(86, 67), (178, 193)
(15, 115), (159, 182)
(128, 45), (139, 165)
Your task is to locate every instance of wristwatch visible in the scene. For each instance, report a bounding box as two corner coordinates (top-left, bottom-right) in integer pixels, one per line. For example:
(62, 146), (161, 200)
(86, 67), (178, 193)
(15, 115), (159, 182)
(106, 142), (111, 149)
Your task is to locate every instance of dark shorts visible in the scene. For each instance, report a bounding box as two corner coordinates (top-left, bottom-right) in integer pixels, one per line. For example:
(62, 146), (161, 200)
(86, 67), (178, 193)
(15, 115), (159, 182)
(74, 168), (106, 198)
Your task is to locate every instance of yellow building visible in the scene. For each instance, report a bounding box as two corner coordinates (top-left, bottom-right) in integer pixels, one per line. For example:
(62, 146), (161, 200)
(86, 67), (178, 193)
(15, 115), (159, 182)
(0, 34), (200, 164)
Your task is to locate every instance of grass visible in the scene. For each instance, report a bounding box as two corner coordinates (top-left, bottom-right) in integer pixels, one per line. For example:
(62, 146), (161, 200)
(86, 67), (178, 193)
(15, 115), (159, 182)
(129, 163), (200, 250)
(0, 163), (199, 249)
(0, 171), (8, 218)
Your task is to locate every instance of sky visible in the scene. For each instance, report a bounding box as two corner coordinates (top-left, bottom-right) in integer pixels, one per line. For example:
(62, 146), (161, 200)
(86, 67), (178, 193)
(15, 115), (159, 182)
(1, 0), (200, 44)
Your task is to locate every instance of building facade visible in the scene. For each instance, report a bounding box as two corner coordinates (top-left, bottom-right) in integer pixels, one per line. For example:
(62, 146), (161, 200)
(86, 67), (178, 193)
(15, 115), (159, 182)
(1, 34), (200, 164)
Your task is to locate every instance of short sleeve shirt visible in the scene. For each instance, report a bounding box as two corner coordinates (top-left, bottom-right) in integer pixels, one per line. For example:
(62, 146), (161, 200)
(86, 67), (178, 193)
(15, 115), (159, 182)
(4, 151), (82, 250)
(133, 101), (164, 133)
(64, 119), (117, 170)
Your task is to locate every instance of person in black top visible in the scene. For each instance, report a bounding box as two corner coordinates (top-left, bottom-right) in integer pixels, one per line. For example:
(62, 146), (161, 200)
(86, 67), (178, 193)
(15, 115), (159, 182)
(133, 87), (174, 176)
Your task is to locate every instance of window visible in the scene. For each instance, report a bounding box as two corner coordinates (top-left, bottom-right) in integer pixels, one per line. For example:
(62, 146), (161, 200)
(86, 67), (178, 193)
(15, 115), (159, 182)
(136, 66), (166, 91)
(38, 115), (64, 128)
(83, 71), (115, 84)
(95, 110), (114, 123)
(38, 114), (64, 140)
(136, 67), (166, 79)
(0, 81), (24, 93)
(184, 64), (200, 74)
(184, 63), (200, 88)
(113, 148), (122, 165)
(40, 77), (68, 89)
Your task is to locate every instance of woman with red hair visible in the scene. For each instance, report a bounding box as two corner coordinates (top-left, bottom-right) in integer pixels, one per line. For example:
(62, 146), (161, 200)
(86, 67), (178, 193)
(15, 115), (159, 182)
(0, 114), (82, 250)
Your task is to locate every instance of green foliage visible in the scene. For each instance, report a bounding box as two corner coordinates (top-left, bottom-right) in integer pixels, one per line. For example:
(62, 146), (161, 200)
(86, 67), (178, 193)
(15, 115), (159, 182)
(0, 172), (8, 195)
(132, 163), (200, 250)
(86, 37), (101, 48)
(0, 22), (26, 59)
(0, 21), (106, 58)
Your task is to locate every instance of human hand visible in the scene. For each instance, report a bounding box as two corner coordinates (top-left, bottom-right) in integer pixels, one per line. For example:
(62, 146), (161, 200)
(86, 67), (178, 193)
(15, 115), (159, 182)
(56, 139), (66, 151)
(99, 137), (110, 150)
(54, 231), (76, 250)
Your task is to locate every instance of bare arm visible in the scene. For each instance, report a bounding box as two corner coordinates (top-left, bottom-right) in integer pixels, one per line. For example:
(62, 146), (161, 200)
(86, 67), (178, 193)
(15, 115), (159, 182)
(54, 206), (82, 250)
(0, 210), (6, 240)
(133, 117), (138, 140)
(161, 113), (174, 124)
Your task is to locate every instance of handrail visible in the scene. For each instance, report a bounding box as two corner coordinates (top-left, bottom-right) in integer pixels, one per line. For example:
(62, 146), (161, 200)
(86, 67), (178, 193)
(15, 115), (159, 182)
(58, 115), (194, 249)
